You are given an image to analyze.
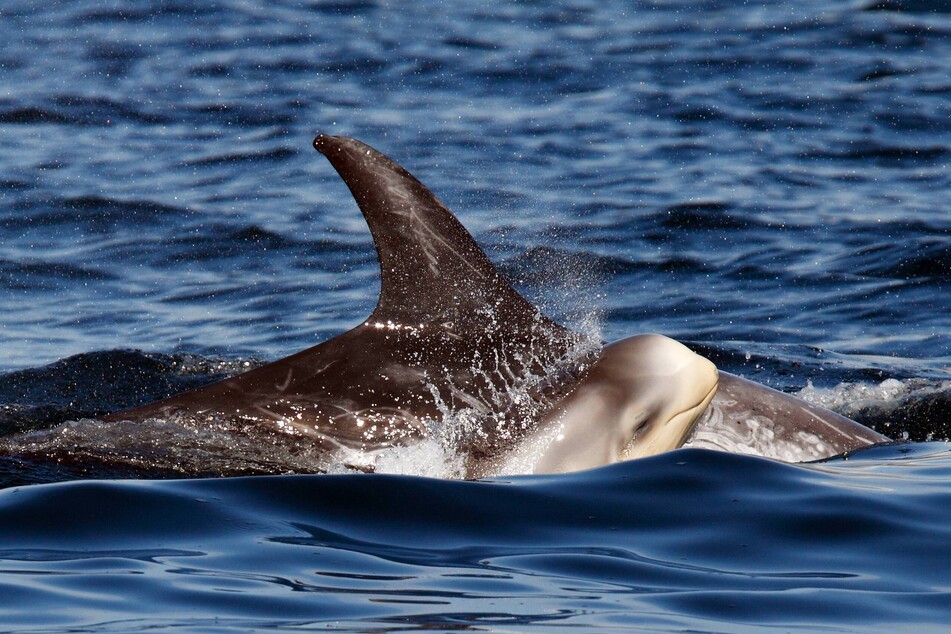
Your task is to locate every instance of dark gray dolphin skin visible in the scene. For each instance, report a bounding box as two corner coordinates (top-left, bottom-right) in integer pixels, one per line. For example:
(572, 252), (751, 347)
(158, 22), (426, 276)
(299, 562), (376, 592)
(107, 135), (889, 474)
(108, 135), (591, 461)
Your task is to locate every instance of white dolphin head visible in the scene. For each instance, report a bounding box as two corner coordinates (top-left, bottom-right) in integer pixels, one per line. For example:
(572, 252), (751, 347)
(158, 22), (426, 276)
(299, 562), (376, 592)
(527, 334), (719, 474)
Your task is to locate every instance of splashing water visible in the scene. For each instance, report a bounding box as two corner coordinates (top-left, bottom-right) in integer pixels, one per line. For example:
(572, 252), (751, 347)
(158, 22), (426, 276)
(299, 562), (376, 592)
(799, 378), (951, 443)
(349, 312), (603, 478)
(799, 378), (951, 413)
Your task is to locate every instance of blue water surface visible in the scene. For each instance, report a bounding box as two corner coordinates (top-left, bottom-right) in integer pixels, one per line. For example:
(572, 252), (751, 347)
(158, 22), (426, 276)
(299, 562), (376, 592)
(2, 445), (951, 632)
(1, 0), (950, 631)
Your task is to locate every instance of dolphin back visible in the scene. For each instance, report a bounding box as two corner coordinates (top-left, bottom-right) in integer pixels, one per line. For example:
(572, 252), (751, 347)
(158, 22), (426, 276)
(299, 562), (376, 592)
(106, 136), (590, 458)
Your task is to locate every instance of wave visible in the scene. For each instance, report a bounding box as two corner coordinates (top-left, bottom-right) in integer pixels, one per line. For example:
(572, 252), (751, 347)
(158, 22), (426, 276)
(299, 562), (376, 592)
(0, 96), (170, 126)
(655, 201), (748, 231)
(0, 445), (949, 629)
(0, 350), (252, 430)
(0, 259), (115, 291)
(844, 239), (951, 280)
(802, 143), (948, 164)
(183, 146), (297, 167)
(799, 378), (951, 442)
(1, 195), (191, 232)
(862, 0), (951, 14)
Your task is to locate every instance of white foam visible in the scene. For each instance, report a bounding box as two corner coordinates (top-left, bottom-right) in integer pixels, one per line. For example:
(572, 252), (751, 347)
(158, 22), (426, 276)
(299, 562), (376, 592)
(368, 437), (466, 479)
(798, 378), (951, 415)
(358, 307), (603, 478)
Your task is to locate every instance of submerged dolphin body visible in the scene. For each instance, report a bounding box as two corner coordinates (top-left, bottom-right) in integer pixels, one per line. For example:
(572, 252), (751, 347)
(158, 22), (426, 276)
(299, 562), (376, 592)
(686, 372), (887, 462)
(107, 135), (887, 474)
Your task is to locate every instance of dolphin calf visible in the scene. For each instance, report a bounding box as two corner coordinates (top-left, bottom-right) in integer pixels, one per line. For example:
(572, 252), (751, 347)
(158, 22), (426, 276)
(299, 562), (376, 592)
(107, 135), (888, 475)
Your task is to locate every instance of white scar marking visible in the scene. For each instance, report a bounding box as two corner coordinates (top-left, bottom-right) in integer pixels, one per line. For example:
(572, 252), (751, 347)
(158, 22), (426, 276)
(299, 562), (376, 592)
(381, 173), (488, 279)
(276, 369), (293, 392)
(314, 360), (339, 374)
(252, 404), (285, 421)
(801, 408), (859, 441)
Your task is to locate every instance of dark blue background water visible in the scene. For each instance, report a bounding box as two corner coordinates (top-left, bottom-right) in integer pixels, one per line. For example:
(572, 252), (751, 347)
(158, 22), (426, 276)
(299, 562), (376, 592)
(1, 0), (949, 631)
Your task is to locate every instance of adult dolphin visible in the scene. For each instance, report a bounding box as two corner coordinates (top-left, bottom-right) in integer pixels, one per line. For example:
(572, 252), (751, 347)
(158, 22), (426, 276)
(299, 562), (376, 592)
(107, 135), (887, 474)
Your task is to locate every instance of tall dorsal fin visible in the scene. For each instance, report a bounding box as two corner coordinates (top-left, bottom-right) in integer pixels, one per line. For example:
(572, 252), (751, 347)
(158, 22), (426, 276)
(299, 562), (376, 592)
(313, 135), (558, 334)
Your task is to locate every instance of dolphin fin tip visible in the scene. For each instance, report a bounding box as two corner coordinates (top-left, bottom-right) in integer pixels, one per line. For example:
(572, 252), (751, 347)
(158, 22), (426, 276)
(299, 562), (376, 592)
(313, 134), (362, 158)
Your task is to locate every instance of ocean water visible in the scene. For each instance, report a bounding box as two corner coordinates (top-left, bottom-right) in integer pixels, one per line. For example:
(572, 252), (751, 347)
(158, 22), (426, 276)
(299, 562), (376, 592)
(1, 0), (949, 631)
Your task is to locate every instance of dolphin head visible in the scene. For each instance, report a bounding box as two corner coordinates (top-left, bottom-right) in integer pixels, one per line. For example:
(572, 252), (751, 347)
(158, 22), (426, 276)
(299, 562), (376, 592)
(610, 334), (719, 460)
(527, 334), (719, 474)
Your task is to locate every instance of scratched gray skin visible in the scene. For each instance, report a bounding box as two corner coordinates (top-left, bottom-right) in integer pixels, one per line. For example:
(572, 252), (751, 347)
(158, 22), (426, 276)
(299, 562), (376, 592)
(107, 135), (889, 474)
(107, 135), (591, 460)
(686, 373), (888, 463)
